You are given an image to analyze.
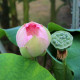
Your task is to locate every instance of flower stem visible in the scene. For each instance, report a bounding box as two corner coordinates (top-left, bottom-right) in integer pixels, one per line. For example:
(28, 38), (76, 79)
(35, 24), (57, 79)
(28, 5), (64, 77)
(63, 59), (66, 80)
(43, 54), (47, 67)
(35, 57), (38, 61)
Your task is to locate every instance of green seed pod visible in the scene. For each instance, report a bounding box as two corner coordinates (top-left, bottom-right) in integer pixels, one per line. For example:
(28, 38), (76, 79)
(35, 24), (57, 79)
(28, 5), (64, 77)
(51, 31), (73, 51)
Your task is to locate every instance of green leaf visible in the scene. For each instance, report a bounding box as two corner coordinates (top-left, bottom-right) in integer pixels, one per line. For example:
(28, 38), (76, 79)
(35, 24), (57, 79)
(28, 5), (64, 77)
(0, 53), (55, 80)
(47, 22), (80, 80)
(0, 28), (6, 38)
(48, 22), (66, 32)
(52, 60), (73, 80)
(4, 26), (20, 45)
(0, 26), (20, 45)
(66, 33), (80, 80)
(48, 22), (80, 32)
(47, 44), (73, 80)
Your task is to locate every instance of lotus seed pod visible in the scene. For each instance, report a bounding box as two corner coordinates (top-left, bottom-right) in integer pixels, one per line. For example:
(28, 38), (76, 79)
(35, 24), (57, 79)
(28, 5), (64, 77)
(51, 31), (73, 51)
(51, 31), (73, 60)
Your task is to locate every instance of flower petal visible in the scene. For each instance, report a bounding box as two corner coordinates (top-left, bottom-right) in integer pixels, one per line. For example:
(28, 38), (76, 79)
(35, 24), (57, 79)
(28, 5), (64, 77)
(16, 26), (32, 47)
(24, 36), (48, 57)
(43, 26), (51, 42)
(20, 47), (32, 58)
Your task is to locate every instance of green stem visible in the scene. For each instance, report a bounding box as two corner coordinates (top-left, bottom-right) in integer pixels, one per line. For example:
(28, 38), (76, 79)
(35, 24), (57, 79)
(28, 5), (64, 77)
(43, 54), (47, 67)
(35, 57), (38, 61)
(31, 57), (38, 61)
(63, 59), (66, 80)
(23, 0), (29, 23)
(56, 3), (66, 15)
(9, 0), (18, 27)
(50, 0), (56, 22)
(1, 0), (10, 28)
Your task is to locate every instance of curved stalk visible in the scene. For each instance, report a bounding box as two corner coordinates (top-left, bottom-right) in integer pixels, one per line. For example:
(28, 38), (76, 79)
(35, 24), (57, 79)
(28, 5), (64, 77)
(23, 0), (29, 23)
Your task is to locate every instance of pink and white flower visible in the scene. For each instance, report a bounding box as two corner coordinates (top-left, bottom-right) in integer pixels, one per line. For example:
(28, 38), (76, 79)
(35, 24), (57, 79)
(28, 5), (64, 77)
(16, 21), (51, 58)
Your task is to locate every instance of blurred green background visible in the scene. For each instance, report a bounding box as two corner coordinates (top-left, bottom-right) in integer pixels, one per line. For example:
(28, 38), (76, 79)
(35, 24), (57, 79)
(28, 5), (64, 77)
(0, 0), (72, 29)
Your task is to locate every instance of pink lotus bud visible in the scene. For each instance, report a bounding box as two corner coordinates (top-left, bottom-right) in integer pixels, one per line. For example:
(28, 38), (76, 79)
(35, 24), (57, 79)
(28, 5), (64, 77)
(16, 22), (51, 58)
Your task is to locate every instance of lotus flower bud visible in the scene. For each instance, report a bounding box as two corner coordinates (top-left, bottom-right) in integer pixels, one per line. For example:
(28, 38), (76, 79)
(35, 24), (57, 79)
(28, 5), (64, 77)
(16, 22), (51, 58)
(51, 31), (73, 60)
